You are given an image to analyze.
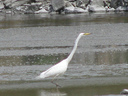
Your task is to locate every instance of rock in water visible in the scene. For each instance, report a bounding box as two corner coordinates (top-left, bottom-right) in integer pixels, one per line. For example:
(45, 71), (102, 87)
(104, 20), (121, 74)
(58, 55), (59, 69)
(120, 89), (128, 94)
(124, 0), (128, 2)
(0, 2), (4, 9)
(2, 0), (29, 8)
(51, 0), (64, 11)
(11, 0), (29, 8)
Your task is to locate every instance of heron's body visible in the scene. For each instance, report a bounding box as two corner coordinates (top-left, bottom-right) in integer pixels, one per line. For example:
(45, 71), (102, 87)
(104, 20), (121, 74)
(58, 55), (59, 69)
(37, 33), (91, 86)
(39, 59), (68, 78)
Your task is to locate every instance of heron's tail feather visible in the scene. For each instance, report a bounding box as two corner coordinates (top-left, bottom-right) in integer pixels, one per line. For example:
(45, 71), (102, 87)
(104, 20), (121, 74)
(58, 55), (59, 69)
(35, 73), (46, 79)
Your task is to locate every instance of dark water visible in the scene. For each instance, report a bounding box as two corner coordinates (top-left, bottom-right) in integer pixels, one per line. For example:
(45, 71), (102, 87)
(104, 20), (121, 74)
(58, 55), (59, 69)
(0, 12), (128, 96)
(0, 12), (128, 29)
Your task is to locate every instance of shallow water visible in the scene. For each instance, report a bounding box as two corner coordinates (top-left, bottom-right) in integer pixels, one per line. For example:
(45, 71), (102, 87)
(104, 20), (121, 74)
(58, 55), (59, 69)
(0, 13), (128, 96)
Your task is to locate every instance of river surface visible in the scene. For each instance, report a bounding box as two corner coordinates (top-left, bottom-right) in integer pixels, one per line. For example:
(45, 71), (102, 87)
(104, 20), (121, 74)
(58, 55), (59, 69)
(0, 12), (128, 96)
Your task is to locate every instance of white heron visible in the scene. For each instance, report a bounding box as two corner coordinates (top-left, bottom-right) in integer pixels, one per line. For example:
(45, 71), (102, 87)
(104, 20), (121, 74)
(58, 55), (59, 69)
(37, 33), (91, 87)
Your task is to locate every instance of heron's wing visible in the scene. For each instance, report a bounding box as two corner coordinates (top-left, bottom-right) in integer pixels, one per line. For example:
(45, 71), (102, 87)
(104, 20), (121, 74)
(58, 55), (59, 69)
(40, 59), (68, 78)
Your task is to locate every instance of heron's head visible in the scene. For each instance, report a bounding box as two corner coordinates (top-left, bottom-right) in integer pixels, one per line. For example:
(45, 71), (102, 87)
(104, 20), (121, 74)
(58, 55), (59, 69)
(80, 33), (91, 36)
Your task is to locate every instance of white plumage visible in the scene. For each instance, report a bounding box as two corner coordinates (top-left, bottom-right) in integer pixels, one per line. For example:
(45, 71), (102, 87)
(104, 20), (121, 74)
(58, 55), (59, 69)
(36, 33), (91, 86)
(38, 59), (68, 79)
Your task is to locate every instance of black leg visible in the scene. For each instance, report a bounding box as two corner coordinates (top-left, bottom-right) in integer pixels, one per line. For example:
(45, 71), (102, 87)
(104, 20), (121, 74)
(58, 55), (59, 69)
(51, 80), (61, 88)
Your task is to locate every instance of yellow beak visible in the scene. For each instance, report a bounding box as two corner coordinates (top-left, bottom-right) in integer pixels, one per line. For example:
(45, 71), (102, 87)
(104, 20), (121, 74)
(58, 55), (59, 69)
(84, 33), (91, 35)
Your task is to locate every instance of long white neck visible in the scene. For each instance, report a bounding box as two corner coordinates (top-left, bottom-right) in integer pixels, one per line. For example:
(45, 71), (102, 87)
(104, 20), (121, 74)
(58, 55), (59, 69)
(66, 34), (83, 63)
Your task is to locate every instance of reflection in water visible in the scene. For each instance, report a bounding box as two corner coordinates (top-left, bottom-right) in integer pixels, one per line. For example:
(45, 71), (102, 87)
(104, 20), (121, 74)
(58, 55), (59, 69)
(0, 49), (128, 66)
(38, 89), (66, 96)
(0, 13), (128, 29)
(0, 90), (37, 96)
(61, 84), (128, 96)
(0, 54), (68, 66)
(73, 49), (128, 65)
(0, 84), (127, 96)
(0, 88), (67, 96)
